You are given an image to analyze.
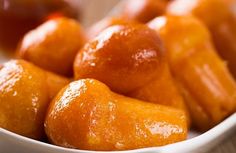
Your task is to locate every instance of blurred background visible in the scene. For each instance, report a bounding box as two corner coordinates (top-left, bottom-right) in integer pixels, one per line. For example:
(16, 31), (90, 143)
(0, 0), (120, 52)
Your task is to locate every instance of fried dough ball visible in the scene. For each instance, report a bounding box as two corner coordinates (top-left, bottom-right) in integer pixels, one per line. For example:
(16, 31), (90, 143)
(0, 60), (69, 139)
(148, 15), (236, 131)
(167, 0), (236, 78)
(17, 17), (86, 76)
(45, 79), (187, 151)
(74, 23), (189, 121)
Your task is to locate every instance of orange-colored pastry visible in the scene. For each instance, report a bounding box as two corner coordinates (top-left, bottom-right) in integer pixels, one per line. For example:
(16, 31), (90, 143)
(0, 60), (69, 139)
(17, 17), (86, 76)
(148, 15), (236, 131)
(167, 0), (236, 78)
(45, 71), (71, 100)
(74, 23), (189, 121)
(45, 79), (187, 151)
(122, 0), (169, 23)
(87, 17), (136, 40)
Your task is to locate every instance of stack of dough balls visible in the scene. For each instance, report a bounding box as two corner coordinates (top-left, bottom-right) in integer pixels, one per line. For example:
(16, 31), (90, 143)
(0, 0), (236, 151)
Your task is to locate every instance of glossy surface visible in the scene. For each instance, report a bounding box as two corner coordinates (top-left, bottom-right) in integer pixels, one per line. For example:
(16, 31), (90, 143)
(167, 0), (236, 79)
(87, 17), (136, 40)
(45, 79), (187, 151)
(1, 0), (236, 152)
(122, 0), (169, 23)
(148, 15), (236, 131)
(17, 17), (86, 76)
(74, 24), (189, 119)
(0, 60), (69, 139)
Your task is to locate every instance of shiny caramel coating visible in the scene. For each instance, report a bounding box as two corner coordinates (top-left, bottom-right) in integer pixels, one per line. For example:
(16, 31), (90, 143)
(75, 24), (165, 93)
(74, 24), (189, 118)
(45, 79), (187, 151)
(87, 17), (137, 40)
(148, 15), (236, 131)
(167, 0), (236, 79)
(17, 17), (86, 76)
(122, 0), (169, 23)
(0, 60), (69, 139)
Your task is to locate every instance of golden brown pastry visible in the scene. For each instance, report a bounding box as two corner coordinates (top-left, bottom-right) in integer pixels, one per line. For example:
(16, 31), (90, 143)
(87, 17), (136, 40)
(167, 0), (236, 78)
(122, 0), (169, 23)
(74, 23), (189, 122)
(45, 79), (187, 151)
(148, 15), (236, 131)
(0, 60), (69, 139)
(17, 17), (86, 76)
